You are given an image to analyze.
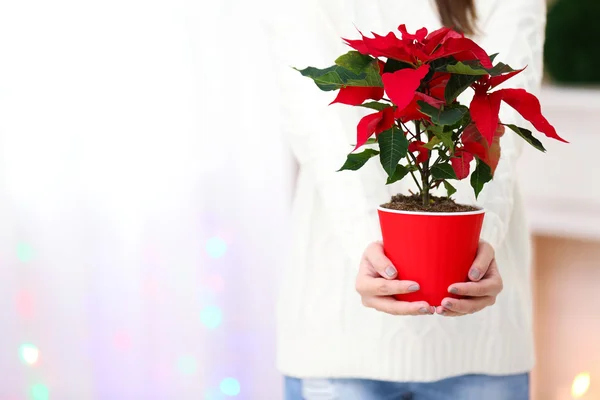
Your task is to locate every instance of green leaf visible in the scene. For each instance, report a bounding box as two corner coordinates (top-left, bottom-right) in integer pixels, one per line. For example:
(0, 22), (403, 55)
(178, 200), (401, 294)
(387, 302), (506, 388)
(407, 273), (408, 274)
(488, 62), (516, 76)
(470, 159), (493, 199)
(335, 51), (374, 74)
(335, 53), (383, 87)
(295, 59), (382, 91)
(428, 125), (454, 149)
(505, 124), (546, 152)
(436, 130), (455, 149)
(338, 149), (380, 171)
(431, 163), (457, 180)
(386, 164), (410, 185)
(444, 181), (457, 197)
(359, 102), (389, 111)
(295, 65), (365, 91)
(446, 61), (489, 75)
(353, 60), (384, 87)
(445, 59), (516, 77)
(423, 136), (441, 150)
(378, 127), (409, 177)
(429, 56), (458, 71)
(445, 74), (479, 103)
(447, 112), (471, 133)
(383, 59), (413, 74)
(418, 101), (468, 126)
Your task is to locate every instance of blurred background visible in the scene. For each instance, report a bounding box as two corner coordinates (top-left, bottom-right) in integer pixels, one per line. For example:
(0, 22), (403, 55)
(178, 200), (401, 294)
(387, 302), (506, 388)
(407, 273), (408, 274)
(524, 0), (600, 399)
(0, 0), (291, 399)
(0, 0), (597, 399)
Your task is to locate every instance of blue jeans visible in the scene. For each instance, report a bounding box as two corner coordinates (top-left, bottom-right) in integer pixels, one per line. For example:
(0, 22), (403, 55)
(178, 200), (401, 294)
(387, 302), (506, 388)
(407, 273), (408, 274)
(284, 373), (529, 400)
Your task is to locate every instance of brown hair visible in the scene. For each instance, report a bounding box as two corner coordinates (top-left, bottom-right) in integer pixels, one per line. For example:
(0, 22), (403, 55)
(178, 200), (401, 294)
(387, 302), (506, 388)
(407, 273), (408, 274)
(435, 0), (477, 35)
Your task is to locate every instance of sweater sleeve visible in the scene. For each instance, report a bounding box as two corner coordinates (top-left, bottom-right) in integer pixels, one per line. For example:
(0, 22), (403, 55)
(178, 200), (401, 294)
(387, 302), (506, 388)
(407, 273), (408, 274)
(474, 0), (547, 249)
(268, 2), (381, 267)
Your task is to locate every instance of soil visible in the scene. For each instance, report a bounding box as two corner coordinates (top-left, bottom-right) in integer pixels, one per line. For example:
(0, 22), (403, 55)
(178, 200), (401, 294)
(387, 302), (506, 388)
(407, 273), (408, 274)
(381, 194), (480, 213)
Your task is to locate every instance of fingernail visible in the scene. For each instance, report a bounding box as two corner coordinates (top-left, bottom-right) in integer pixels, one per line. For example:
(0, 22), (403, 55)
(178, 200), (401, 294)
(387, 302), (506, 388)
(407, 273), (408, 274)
(443, 300), (453, 308)
(408, 284), (420, 292)
(430, 306), (436, 314)
(385, 266), (397, 278)
(469, 268), (481, 280)
(419, 307), (431, 314)
(449, 287), (459, 295)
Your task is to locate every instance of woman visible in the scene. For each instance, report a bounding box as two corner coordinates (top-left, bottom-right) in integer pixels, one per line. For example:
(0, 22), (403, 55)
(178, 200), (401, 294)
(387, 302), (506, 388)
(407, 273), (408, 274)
(272, 0), (544, 398)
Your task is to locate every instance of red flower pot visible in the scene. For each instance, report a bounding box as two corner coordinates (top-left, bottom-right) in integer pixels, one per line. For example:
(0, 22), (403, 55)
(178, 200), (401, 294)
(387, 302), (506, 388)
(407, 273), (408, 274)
(377, 207), (485, 306)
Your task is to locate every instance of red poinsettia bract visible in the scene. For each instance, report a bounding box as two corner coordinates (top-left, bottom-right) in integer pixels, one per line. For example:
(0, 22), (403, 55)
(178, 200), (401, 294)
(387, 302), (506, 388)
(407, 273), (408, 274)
(470, 75), (567, 144)
(355, 107), (395, 150)
(297, 24), (566, 201)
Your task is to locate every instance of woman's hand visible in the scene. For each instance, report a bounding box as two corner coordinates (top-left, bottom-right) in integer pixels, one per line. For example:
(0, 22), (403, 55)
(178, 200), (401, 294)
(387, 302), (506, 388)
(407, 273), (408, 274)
(356, 242), (435, 316)
(437, 241), (504, 317)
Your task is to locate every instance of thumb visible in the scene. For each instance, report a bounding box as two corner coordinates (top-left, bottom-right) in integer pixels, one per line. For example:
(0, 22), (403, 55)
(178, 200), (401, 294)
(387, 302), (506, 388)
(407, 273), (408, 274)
(364, 241), (397, 279)
(469, 241), (495, 282)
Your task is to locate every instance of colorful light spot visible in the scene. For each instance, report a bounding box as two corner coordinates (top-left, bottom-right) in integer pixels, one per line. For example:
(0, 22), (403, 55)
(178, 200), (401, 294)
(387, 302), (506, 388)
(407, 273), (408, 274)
(30, 384), (49, 400)
(19, 343), (39, 365)
(200, 306), (222, 329)
(572, 372), (591, 398)
(206, 237), (227, 259)
(17, 243), (35, 263)
(220, 378), (240, 396)
(177, 355), (198, 376)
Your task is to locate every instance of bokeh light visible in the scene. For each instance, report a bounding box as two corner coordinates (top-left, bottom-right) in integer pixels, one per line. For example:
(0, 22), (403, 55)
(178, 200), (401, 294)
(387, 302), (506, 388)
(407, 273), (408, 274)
(29, 384), (49, 400)
(177, 355), (198, 376)
(19, 343), (39, 365)
(17, 243), (35, 263)
(206, 237), (227, 259)
(220, 378), (240, 396)
(572, 372), (591, 398)
(200, 306), (222, 329)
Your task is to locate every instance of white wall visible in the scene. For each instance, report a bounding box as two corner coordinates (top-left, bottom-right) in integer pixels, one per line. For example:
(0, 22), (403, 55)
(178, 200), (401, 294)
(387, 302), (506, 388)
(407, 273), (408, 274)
(518, 86), (600, 241)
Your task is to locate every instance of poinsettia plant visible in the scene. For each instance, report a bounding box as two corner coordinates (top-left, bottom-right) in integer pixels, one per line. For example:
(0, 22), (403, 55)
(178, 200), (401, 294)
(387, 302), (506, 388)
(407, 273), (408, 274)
(296, 25), (566, 207)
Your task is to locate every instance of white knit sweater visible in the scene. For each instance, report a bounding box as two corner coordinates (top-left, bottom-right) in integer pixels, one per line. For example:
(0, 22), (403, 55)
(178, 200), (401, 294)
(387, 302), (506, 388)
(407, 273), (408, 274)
(271, 0), (544, 382)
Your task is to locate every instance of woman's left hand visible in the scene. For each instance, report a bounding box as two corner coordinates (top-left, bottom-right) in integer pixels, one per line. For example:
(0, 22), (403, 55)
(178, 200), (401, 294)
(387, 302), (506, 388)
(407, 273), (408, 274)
(436, 241), (504, 317)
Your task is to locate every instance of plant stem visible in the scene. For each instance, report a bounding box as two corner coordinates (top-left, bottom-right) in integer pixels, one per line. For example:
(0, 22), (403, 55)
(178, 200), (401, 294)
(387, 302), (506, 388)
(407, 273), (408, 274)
(407, 161), (423, 192)
(429, 179), (442, 189)
(422, 163), (430, 207)
(416, 121), (431, 207)
(407, 151), (424, 176)
(428, 148), (446, 176)
(401, 122), (417, 140)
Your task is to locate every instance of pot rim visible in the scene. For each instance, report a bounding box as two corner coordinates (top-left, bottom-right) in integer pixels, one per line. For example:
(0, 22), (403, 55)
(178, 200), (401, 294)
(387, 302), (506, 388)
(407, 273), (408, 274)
(377, 206), (485, 217)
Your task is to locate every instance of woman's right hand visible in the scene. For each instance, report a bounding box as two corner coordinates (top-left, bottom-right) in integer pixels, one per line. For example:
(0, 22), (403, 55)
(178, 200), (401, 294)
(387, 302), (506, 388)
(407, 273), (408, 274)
(355, 242), (435, 316)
